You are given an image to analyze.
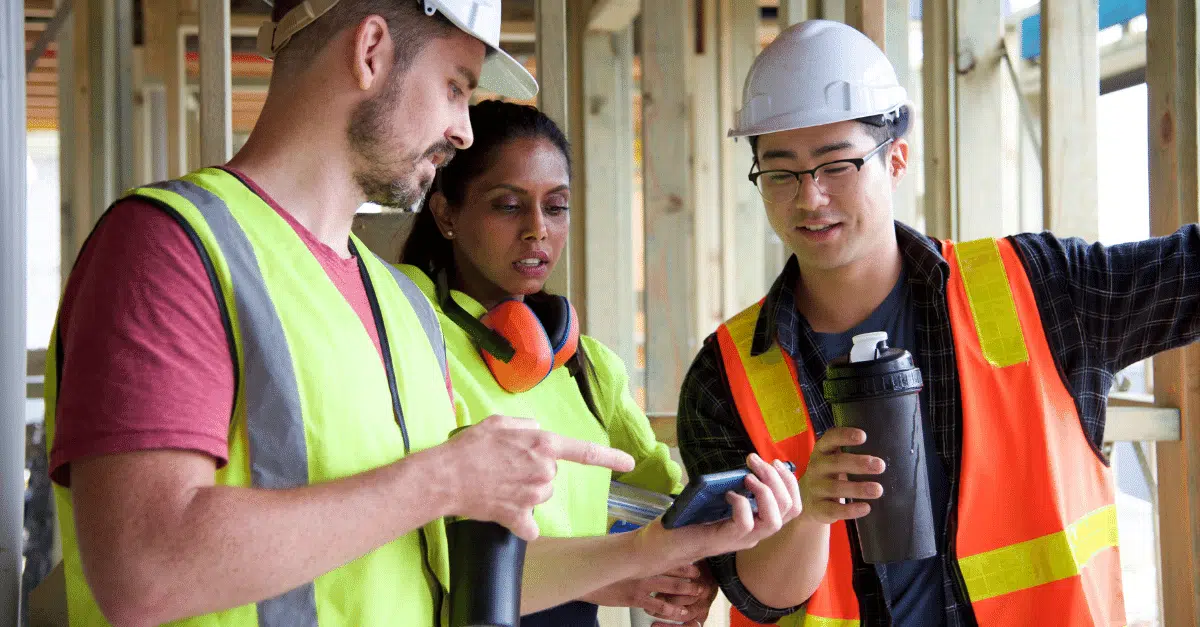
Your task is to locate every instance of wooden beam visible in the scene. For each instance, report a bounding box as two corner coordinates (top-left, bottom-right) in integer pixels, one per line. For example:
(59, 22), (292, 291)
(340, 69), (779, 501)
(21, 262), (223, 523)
(165, 7), (187, 178)
(921, 0), (956, 240)
(956, 0), (1018, 240)
(587, 0), (638, 32)
(845, 0), (885, 49)
(718, 0), (767, 318)
(535, 0), (571, 299)
(693, 0), (723, 341)
(1040, 0), (1099, 241)
(1147, 0), (1200, 622)
(641, 0), (695, 413)
(198, 0), (232, 166)
(582, 27), (637, 374)
(778, 0), (817, 27)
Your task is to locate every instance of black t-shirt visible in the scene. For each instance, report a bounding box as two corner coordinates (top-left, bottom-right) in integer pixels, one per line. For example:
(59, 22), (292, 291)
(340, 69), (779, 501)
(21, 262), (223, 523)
(810, 271), (949, 627)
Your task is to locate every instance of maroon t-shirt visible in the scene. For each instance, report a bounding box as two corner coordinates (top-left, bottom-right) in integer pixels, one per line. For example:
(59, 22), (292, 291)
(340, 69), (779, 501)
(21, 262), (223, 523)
(49, 169), (389, 486)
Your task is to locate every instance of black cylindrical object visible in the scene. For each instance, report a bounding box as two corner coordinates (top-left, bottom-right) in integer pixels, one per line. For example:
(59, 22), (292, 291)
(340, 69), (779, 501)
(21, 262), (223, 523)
(823, 332), (936, 564)
(447, 519), (527, 627)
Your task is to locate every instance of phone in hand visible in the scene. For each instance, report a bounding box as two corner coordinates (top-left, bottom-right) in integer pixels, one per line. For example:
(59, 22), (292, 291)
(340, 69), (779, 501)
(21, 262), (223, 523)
(660, 461), (797, 529)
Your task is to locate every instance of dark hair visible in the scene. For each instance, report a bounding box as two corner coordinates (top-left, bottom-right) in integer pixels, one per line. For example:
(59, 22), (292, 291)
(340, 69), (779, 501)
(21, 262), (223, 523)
(270, 0), (456, 80)
(400, 99), (572, 276)
(748, 106), (911, 161)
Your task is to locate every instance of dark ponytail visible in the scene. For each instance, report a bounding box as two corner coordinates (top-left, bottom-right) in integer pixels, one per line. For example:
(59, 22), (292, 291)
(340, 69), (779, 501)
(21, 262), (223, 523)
(399, 99), (571, 276)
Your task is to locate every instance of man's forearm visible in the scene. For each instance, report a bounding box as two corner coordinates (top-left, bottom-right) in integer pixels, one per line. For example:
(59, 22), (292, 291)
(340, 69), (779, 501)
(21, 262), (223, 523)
(734, 517), (829, 609)
(73, 448), (454, 626)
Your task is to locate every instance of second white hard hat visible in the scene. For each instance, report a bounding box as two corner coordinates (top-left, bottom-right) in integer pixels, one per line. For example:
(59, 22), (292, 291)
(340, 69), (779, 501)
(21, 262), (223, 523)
(258, 0), (538, 100)
(729, 19), (907, 138)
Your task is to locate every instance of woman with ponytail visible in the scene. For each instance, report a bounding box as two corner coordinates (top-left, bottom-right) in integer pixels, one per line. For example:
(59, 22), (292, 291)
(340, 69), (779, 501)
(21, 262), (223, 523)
(395, 100), (718, 627)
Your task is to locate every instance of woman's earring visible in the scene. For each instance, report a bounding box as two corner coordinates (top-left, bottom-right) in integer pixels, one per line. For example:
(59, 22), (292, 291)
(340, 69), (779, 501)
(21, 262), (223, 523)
(445, 229), (455, 239)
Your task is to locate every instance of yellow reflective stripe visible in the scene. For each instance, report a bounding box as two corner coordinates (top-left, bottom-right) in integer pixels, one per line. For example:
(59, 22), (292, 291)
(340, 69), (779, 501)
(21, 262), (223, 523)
(726, 304), (807, 443)
(956, 238), (1029, 368)
(776, 609), (859, 627)
(960, 505), (1120, 602)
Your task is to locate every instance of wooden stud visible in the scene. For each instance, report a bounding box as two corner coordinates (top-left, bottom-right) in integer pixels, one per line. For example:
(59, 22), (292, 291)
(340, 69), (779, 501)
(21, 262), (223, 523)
(587, 0), (639, 32)
(718, 0), (766, 318)
(199, 0), (232, 167)
(166, 10), (187, 178)
(1040, 0), (1099, 241)
(641, 0), (695, 413)
(693, 0), (724, 341)
(845, 0), (886, 50)
(920, 0), (956, 240)
(582, 26), (637, 374)
(536, 0), (571, 299)
(1146, 0), (1200, 622)
(779, 0), (817, 26)
(956, 0), (1018, 240)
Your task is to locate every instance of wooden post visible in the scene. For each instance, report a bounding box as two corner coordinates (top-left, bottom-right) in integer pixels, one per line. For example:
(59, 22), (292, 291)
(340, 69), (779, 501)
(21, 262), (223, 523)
(59, 0), (91, 275)
(845, 0), (885, 49)
(778, 0), (816, 27)
(536, 0), (572, 300)
(641, 0), (695, 413)
(167, 12), (187, 178)
(955, 0), (1018, 240)
(1040, 0), (1099, 241)
(198, 0), (232, 166)
(692, 0), (723, 341)
(582, 26), (637, 374)
(886, 0), (916, 227)
(718, 0), (765, 317)
(1146, 0), (1200, 622)
(921, 0), (956, 240)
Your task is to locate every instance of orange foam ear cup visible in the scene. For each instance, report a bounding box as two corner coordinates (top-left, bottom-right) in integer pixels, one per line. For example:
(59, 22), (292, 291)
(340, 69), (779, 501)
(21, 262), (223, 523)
(551, 303), (580, 370)
(479, 300), (555, 393)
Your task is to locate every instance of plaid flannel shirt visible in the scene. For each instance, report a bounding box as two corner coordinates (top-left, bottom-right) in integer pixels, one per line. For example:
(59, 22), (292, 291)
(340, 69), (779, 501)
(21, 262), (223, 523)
(676, 221), (1200, 626)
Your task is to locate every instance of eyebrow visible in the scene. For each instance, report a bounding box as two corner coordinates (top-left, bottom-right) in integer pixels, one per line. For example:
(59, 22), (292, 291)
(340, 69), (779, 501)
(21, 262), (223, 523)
(760, 140), (855, 162)
(457, 66), (479, 90)
(489, 183), (571, 195)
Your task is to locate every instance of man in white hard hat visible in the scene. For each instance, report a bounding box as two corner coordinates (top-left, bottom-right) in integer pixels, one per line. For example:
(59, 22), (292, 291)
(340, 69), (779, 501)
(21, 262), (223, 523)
(676, 18), (1200, 627)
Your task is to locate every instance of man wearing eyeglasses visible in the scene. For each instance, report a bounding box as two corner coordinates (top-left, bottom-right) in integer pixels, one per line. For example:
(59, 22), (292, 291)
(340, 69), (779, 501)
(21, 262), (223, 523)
(675, 18), (1200, 627)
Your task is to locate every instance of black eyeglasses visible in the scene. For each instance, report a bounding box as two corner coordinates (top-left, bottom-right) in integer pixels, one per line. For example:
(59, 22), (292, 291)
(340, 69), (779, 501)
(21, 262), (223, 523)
(748, 138), (894, 204)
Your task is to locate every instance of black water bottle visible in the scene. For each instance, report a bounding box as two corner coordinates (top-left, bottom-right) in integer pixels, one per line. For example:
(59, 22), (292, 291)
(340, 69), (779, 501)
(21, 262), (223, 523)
(447, 518), (526, 627)
(446, 425), (527, 627)
(822, 332), (936, 564)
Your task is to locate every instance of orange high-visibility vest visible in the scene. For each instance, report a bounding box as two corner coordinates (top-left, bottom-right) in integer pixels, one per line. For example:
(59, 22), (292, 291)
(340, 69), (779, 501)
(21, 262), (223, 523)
(714, 237), (1125, 627)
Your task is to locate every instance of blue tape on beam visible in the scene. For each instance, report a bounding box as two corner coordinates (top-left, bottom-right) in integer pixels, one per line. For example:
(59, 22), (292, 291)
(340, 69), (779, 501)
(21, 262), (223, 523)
(1021, 0), (1146, 59)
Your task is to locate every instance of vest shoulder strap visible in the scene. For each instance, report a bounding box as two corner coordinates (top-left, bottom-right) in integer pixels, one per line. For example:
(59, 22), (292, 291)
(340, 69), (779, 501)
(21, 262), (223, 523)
(376, 256), (450, 383)
(943, 237), (1030, 368)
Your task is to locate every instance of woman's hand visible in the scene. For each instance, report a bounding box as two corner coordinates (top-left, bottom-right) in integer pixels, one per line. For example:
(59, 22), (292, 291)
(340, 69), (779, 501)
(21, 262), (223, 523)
(581, 563), (711, 624)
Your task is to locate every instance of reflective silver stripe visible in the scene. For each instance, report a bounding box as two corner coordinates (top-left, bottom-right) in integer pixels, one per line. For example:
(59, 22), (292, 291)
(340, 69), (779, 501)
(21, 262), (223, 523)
(376, 254), (449, 380)
(146, 180), (317, 627)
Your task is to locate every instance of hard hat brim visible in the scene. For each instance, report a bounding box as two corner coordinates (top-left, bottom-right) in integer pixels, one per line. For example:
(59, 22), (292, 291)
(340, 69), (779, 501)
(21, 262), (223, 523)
(479, 46), (539, 100)
(728, 100), (912, 138)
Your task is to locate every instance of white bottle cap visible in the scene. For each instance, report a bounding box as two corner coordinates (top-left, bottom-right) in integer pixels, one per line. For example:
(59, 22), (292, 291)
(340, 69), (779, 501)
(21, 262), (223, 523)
(849, 332), (889, 363)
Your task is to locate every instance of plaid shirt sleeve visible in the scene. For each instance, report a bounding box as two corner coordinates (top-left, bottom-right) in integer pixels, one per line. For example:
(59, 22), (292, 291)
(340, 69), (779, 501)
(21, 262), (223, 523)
(676, 334), (806, 624)
(1011, 224), (1200, 446)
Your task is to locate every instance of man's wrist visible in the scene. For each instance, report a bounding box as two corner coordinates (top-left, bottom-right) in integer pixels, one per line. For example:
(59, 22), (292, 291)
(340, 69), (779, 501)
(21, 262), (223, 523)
(399, 444), (459, 520)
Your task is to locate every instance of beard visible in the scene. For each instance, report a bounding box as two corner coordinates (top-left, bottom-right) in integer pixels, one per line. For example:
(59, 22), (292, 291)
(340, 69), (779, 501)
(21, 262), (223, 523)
(347, 74), (456, 210)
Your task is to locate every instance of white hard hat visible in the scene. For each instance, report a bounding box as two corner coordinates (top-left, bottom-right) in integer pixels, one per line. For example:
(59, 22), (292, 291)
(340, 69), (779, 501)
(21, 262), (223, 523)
(729, 19), (907, 138)
(257, 0), (538, 100)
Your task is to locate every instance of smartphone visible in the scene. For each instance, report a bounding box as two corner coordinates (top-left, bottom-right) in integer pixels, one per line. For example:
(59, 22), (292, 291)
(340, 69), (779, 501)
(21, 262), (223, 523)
(660, 461), (797, 529)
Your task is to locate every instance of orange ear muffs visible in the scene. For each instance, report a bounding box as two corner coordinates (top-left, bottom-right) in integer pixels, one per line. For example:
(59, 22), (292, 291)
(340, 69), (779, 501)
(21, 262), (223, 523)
(479, 295), (579, 393)
(437, 270), (580, 394)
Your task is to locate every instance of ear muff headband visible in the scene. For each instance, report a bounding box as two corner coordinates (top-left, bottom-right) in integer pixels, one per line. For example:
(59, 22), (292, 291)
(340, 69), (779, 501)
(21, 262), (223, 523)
(436, 270), (579, 393)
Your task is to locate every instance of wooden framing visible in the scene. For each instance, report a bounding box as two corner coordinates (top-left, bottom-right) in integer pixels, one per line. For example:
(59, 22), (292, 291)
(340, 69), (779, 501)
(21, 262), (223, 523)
(1040, 0), (1100, 241)
(956, 0), (1019, 240)
(778, 0), (817, 26)
(586, 0), (638, 32)
(718, 0), (766, 317)
(1146, 0), (1200, 621)
(582, 26), (637, 374)
(845, 0), (886, 49)
(641, 0), (695, 413)
(921, 0), (956, 240)
(693, 0), (724, 341)
(198, 0), (232, 167)
(535, 0), (572, 300)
